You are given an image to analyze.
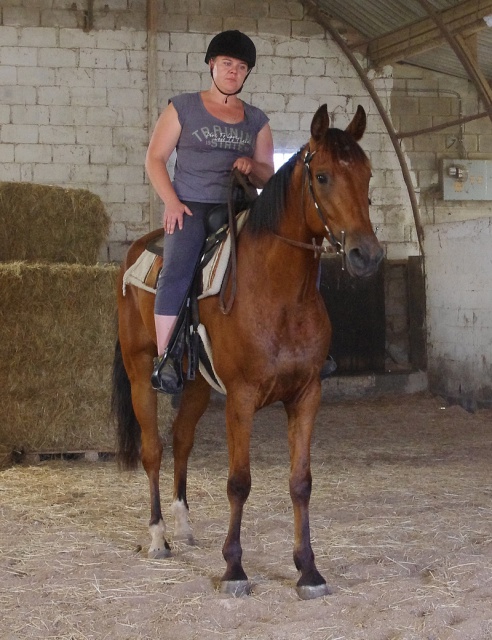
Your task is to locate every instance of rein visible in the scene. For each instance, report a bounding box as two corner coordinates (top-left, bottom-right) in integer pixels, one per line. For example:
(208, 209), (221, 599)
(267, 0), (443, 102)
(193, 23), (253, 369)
(219, 169), (258, 314)
(273, 234), (331, 256)
(274, 149), (347, 269)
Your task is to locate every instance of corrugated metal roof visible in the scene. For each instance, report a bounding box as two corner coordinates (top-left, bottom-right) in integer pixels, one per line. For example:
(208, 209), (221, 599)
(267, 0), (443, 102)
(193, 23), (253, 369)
(317, 0), (458, 40)
(313, 0), (492, 81)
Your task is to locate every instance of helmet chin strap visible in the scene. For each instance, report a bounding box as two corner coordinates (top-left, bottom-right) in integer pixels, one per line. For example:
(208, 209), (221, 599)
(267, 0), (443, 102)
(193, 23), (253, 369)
(210, 67), (251, 103)
(212, 77), (242, 103)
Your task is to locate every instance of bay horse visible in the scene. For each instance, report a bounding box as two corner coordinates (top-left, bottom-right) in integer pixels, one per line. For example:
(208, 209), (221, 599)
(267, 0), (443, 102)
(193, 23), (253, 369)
(112, 104), (383, 599)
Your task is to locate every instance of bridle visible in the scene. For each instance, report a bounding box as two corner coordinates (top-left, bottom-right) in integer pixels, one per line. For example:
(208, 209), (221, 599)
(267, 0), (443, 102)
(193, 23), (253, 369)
(274, 148), (347, 269)
(220, 153), (348, 315)
(303, 149), (346, 260)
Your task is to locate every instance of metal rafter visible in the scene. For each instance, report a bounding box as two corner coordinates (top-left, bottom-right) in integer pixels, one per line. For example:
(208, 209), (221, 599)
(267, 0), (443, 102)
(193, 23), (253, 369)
(398, 109), (489, 138)
(301, 0), (424, 253)
(415, 0), (492, 122)
(358, 0), (492, 67)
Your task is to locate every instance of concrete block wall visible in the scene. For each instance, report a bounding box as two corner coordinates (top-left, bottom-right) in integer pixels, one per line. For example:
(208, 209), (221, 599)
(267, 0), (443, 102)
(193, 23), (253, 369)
(424, 218), (492, 409)
(391, 65), (492, 226)
(391, 65), (492, 406)
(0, 0), (417, 262)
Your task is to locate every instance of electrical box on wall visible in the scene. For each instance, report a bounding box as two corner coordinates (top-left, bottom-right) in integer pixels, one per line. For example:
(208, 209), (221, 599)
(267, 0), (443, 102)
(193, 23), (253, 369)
(442, 159), (492, 200)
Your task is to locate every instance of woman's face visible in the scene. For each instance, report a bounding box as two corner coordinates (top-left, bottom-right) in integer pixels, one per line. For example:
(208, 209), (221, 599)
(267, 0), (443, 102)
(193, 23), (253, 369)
(210, 55), (249, 93)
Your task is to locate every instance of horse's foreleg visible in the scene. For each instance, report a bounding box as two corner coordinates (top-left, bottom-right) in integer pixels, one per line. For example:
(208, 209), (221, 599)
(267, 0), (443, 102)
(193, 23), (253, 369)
(221, 397), (254, 596)
(285, 393), (330, 600)
(172, 373), (211, 545)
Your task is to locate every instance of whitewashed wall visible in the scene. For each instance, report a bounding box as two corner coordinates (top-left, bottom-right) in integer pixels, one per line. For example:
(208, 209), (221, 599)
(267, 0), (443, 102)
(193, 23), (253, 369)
(0, 1), (416, 262)
(424, 217), (492, 409)
(2, 3), (492, 406)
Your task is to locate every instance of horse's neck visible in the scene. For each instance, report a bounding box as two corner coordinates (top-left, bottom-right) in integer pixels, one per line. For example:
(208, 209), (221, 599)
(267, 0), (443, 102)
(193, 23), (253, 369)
(242, 221), (321, 301)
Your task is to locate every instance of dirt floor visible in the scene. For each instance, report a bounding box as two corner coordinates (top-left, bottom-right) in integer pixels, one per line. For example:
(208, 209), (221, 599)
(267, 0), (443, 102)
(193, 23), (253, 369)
(1, 391), (492, 640)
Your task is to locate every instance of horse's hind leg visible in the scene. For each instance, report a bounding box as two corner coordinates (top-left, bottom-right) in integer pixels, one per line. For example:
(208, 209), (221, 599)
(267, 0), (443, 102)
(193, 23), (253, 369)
(128, 354), (173, 559)
(116, 259), (171, 559)
(138, 376), (171, 556)
(285, 390), (330, 600)
(172, 373), (211, 544)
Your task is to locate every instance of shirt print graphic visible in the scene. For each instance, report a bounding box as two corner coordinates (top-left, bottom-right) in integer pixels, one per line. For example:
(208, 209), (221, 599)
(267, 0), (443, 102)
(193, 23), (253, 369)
(192, 125), (253, 152)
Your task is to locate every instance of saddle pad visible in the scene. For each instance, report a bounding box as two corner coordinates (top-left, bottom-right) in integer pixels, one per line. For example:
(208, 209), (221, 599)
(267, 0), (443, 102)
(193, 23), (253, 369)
(198, 210), (248, 300)
(122, 249), (159, 296)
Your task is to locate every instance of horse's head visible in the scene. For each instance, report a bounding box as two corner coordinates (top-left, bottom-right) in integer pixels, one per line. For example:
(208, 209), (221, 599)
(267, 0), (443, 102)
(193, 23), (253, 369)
(303, 104), (383, 277)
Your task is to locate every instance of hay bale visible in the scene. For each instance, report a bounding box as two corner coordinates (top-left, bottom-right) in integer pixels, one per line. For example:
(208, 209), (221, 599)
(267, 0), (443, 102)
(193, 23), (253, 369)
(0, 182), (110, 264)
(0, 262), (119, 456)
(0, 262), (175, 464)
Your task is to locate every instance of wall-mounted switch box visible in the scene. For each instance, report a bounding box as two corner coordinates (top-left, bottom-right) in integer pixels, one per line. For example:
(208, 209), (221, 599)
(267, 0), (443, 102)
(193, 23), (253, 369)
(442, 159), (492, 200)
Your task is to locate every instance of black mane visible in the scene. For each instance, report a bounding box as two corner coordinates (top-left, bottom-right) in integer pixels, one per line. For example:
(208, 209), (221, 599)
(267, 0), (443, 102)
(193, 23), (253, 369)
(246, 151), (299, 235)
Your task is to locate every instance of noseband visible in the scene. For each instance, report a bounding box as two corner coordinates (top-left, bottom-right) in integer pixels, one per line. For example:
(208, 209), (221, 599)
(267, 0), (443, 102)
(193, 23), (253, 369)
(274, 148), (346, 269)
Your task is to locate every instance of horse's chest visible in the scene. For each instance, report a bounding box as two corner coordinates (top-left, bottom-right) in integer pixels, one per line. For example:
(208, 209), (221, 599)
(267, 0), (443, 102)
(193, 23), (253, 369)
(252, 306), (329, 354)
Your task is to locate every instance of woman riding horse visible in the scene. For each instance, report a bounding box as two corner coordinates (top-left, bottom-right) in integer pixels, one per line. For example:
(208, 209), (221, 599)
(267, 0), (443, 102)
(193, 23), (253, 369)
(145, 30), (274, 394)
(113, 99), (383, 598)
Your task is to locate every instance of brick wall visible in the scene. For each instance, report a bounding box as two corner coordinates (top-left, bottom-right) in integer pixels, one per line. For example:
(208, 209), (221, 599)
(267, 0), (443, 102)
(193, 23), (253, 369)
(0, 0), (416, 262)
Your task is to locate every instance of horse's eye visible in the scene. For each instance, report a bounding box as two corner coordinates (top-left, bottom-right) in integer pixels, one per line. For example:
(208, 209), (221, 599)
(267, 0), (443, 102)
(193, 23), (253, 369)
(316, 173), (328, 185)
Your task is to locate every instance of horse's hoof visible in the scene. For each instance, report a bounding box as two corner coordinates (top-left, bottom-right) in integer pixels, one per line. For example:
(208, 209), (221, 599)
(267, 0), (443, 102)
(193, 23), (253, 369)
(148, 547), (172, 559)
(220, 580), (252, 597)
(296, 583), (331, 600)
(174, 534), (196, 546)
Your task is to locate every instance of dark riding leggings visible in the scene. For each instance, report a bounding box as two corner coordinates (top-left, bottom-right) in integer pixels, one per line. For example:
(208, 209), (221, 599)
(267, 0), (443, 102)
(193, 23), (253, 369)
(154, 201), (221, 316)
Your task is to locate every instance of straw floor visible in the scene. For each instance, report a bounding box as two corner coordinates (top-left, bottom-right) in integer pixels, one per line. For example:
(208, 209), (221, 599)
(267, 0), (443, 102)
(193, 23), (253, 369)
(1, 392), (492, 640)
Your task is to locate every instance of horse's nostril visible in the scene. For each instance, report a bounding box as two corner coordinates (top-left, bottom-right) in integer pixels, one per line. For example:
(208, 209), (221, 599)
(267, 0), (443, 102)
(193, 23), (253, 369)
(348, 247), (365, 268)
(348, 244), (383, 274)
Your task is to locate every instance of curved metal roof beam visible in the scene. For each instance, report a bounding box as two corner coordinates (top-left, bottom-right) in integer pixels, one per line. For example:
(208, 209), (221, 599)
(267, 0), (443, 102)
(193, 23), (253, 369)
(301, 0), (424, 253)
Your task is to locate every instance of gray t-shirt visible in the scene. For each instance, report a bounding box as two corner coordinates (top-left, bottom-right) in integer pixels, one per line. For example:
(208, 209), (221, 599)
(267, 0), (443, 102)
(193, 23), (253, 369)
(170, 92), (269, 203)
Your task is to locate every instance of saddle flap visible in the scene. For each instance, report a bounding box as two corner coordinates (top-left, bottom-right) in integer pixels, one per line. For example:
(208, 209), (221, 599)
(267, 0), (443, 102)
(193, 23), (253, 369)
(122, 249), (161, 295)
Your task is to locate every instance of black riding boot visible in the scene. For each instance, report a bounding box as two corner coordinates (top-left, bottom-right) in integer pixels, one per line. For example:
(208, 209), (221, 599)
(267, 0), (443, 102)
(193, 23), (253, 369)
(151, 350), (184, 395)
(320, 356), (337, 380)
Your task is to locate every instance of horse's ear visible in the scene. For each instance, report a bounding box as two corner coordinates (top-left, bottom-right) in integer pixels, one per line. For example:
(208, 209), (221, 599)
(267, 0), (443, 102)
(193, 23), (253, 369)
(345, 105), (366, 141)
(311, 104), (330, 142)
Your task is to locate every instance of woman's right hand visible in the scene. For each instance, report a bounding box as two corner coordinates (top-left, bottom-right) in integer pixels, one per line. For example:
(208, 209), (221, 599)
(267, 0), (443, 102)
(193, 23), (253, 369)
(163, 200), (193, 234)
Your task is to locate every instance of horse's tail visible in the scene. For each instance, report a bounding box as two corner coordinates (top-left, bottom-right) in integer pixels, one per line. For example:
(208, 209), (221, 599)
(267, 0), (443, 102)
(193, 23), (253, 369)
(111, 336), (141, 470)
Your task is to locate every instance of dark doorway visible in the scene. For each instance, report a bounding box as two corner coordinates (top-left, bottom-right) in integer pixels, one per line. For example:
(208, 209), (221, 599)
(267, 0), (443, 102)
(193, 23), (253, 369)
(319, 256), (386, 373)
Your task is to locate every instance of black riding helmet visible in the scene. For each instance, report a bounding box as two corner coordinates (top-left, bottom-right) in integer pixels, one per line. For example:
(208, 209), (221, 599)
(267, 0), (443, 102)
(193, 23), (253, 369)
(204, 30), (256, 69)
(205, 30), (256, 100)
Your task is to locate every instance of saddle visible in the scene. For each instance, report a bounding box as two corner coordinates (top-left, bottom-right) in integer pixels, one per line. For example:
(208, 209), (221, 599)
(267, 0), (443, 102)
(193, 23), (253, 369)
(153, 170), (258, 392)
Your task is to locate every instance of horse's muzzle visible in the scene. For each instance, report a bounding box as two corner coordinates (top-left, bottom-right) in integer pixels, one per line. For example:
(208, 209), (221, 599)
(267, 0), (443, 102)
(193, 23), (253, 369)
(346, 237), (384, 278)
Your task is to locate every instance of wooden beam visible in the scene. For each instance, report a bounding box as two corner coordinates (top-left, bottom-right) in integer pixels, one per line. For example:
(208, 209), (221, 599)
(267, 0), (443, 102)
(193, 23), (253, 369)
(465, 31), (479, 62)
(415, 0), (492, 119)
(455, 32), (492, 106)
(362, 0), (492, 66)
(147, 0), (159, 231)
